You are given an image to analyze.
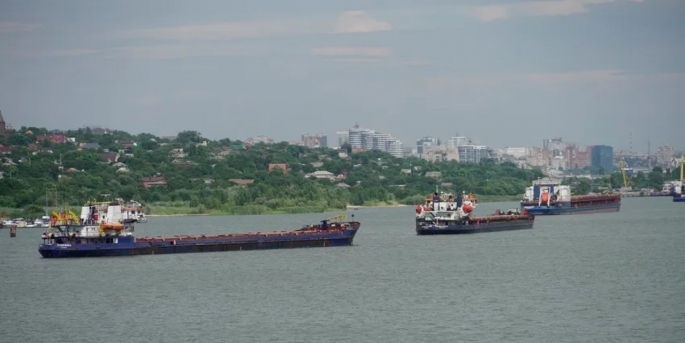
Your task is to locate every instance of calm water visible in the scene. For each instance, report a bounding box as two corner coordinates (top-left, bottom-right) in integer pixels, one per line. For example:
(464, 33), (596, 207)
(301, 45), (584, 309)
(1, 198), (684, 343)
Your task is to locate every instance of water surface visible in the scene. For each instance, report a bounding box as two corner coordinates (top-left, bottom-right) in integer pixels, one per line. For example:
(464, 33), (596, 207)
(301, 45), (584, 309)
(1, 198), (683, 342)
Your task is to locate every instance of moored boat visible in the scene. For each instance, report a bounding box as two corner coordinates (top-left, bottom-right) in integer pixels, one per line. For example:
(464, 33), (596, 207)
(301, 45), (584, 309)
(415, 191), (535, 235)
(672, 156), (684, 203)
(38, 203), (360, 258)
(520, 180), (621, 215)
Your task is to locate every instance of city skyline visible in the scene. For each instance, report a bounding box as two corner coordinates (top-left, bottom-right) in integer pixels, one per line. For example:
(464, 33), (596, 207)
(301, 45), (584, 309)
(1, 0), (684, 150)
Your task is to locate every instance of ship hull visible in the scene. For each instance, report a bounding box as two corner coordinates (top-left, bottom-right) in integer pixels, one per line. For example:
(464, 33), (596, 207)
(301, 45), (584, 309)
(415, 217), (534, 235)
(521, 202), (620, 215)
(673, 195), (685, 203)
(39, 230), (358, 258)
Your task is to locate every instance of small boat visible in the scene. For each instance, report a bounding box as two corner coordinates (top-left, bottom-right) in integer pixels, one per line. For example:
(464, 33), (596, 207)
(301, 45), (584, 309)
(415, 191), (534, 235)
(521, 180), (620, 215)
(672, 156), (685, 203)
(38, 203), (360, 258)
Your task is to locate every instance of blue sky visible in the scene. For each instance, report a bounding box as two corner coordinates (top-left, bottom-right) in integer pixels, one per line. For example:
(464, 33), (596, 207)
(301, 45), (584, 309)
(1, 0), (683, 151)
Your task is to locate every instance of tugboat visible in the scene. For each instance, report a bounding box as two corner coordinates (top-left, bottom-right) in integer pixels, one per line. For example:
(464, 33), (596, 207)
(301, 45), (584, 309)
(38, 201), (361, 258)
(415, 190), (535, 235)
(520, 179), (621, 215)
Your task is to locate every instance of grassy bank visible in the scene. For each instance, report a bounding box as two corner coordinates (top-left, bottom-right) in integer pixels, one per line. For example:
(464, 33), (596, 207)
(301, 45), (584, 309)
(0, 195), (522, 220)
(146, 204), (346, 217)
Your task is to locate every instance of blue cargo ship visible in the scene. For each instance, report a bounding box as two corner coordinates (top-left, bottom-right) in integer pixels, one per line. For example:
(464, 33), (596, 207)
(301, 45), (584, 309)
(520, 180), (621, 215)
(415, 191), (535, 235)
(38, 202), (360, 258)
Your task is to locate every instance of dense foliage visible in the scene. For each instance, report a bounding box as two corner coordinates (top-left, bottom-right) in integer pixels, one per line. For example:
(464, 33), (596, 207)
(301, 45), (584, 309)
(2, 127), (678, 218)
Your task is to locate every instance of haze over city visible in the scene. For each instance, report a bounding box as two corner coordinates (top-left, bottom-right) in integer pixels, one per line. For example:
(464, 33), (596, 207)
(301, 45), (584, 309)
(1, 0), (683, 151)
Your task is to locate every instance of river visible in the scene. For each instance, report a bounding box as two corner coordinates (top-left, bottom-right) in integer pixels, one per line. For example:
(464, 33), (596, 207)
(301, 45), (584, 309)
(0, 197), (683, 342)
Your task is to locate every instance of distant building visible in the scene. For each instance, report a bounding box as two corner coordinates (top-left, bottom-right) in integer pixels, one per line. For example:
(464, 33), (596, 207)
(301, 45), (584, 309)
(591, 145), (614, 172)
(0, 110), (8, 136)
(502, 147), (528, 159)
(36, 133), (68, 144)
(336, 131), (349, 147)
(141, 176), (167, 188)
(268, 163), (288, 173)
(458, 145), (492, 163)
(247, 136), (274, 144)
(543, 138), (564, 151)
(387, 140), (404, 158)
(446, 136), (468, 149)
(344, 123), (404, 157)
(301, 134), (328, 148)
(416, 136), (441, 155)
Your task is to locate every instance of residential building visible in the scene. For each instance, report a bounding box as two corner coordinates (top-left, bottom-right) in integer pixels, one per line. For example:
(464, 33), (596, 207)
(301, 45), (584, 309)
(591, 145), (614, 172)
(416, 136), (441, 155)
(543, 138), (564, 151)
(347, 124), (374, 149)
(502, 147), (528, 159)
(344, 123), (404, 157)
(36, 133), (68, 144)
(268, 163), (288, 173)
(141, 176), (167, 188)
(301, 134), (328, 148)
(247, 136), (274, 144)
(387, 140), (404, 158)
(458, 145), (492, 163)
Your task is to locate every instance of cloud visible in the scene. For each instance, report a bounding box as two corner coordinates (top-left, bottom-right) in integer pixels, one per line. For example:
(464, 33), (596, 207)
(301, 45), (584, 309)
(525, 69), (624, 84)
(424, 70), (627, 93)
(48, 49), (99, 57)
(311, 47), (393, 57)
(103, 44), (241, 59)
(0, 21), (40, 33)
(334, 11), (392, 33)
(119, 21), (300, 41)
(468, 0), (641, 22)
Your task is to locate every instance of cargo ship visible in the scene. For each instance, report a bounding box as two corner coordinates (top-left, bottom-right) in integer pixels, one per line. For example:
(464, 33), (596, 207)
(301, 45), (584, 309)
(520, 180), (621, 215)
(415, 191), (535, 235)
(38, 202), (360, 258)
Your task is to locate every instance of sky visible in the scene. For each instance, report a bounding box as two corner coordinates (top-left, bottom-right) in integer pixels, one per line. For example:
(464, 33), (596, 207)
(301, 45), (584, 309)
(1, 0), (684, 151)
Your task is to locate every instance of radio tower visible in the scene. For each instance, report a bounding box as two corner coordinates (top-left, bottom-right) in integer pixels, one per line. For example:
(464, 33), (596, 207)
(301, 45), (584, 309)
(629, 132), (633, 155)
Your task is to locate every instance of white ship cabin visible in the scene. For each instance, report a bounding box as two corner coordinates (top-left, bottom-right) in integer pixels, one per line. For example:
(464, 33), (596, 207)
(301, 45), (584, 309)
(42, 203), (135, 243)
(79, 203), (126, 224)
(417, 192), (477, 221)
(523, 182), (572, 203)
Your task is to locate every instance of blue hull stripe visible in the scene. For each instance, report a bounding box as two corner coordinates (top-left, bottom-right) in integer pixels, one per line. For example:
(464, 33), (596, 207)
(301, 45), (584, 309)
(39, 231), (357, 258)
(521, 202), (620, 215)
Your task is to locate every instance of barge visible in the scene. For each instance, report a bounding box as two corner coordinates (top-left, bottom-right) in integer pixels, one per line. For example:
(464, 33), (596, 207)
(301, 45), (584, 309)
(520, 181), (621, 215)
(39, 202), (360, 258)
(415, 191), (535, 235)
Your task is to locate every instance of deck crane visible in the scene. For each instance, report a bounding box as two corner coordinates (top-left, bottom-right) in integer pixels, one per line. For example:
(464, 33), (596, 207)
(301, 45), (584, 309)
(618, 152), (632, 191)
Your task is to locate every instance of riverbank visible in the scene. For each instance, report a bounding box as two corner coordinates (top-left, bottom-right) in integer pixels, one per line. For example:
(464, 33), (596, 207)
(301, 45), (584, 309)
(0, 196), (525, 219)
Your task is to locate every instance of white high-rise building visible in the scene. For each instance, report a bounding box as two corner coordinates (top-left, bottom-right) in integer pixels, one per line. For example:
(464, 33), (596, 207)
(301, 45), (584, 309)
(388, 140), (404, 158)
(341, 123), (404, 157)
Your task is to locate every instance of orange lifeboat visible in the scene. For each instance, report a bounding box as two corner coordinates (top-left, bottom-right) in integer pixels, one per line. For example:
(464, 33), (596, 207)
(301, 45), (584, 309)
(100, 223), (124, 230)
(540, 192), (550, 203)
